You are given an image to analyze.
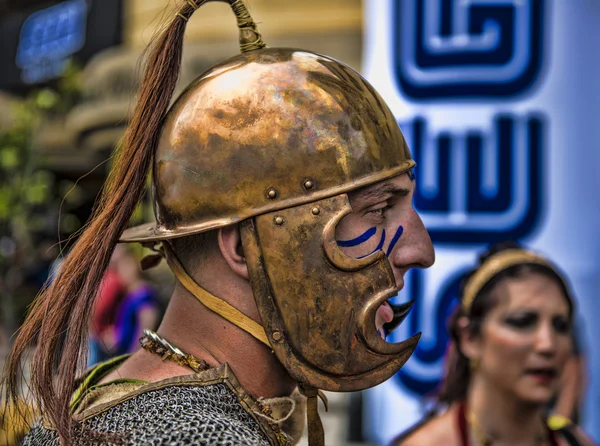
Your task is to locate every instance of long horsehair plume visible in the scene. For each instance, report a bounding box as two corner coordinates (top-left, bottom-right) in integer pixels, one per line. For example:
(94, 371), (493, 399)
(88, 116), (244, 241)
(3, 1), (212, 443)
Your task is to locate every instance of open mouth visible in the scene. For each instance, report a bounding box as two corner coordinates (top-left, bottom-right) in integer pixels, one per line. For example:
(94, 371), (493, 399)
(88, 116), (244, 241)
(377, 300), (414, 339)
(358, 291), (421, 359)
(377, 301), (394, 324)
(525, 367), (558, 384)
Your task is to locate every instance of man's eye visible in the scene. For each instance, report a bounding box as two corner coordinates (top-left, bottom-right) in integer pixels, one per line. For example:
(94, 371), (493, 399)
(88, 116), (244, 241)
(368, 205), (391, 218)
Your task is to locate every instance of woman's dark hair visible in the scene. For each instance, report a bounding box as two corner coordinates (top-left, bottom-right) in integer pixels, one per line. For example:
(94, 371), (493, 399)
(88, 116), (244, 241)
(436, 241), (574, 406)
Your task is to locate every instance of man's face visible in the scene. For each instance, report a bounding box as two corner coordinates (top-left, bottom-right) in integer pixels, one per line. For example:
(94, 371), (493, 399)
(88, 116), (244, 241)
(335, 171), (435, 337)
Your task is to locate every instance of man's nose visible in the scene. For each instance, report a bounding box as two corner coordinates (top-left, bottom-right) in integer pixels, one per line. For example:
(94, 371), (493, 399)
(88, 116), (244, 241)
(389, 209), (435, 269)
(412, 212), (435, 268)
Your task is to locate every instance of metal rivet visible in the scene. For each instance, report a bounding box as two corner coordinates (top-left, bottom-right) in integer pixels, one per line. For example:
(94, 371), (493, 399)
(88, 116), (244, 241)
(274, 216), (284, 225)
(304, 179), (314, 190)
(272, 331), (282, 341)
(267, 188), (278, 199)
(311, 207), (320, 215)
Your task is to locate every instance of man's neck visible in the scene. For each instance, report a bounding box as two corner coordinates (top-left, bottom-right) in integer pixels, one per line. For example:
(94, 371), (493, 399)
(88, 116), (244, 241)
(154, 285), (297, 399)
(467, 375), (546, 446)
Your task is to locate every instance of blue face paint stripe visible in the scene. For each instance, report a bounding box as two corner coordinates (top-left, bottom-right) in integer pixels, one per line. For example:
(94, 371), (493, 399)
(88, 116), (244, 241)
(385, 226), (404, 257)
(357, 229), (386, 259)
(337, 226), (377, 247)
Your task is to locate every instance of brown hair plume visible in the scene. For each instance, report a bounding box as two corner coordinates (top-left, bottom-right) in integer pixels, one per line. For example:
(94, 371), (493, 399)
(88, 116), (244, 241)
(3, 1), (210, 443)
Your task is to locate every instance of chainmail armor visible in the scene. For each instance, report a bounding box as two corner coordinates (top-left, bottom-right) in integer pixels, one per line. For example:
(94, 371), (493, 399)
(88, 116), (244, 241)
(22, 383), (276, 445)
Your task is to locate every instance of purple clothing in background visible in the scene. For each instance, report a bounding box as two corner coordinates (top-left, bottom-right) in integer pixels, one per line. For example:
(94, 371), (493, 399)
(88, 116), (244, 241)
(113, 284), (157, 355)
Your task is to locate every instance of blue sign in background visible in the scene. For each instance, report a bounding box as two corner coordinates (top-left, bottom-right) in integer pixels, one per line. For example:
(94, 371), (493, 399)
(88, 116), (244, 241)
(394, 0), (545, 98)
(0, 0), (123, 92)
(362, 1), (600, 444)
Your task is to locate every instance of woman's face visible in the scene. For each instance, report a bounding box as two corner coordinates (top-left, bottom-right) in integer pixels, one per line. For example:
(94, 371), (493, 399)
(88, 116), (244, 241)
(468, 272), (572, 405)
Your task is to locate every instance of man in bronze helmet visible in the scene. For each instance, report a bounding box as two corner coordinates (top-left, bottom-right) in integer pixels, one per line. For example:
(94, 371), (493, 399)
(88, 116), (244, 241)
(5, 0), (434, 445)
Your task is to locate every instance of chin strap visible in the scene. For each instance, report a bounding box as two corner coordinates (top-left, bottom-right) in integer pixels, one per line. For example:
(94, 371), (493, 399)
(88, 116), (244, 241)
(299, 384), (328, 446)
(144, 242), (271, 347)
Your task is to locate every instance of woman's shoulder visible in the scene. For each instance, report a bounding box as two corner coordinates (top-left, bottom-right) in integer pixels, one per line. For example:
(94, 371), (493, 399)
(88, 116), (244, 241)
(391, 407), (461, 446)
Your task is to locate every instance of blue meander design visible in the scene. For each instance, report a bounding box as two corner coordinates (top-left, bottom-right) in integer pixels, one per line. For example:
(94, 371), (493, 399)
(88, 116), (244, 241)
(393, 268), (466, 395)
(403, 114), (545, 244)
(393, 0), (545, 98)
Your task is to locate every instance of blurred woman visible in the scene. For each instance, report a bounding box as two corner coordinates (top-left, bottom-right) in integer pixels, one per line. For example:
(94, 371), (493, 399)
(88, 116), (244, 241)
(88, 245), (126, 365)
(394, 242), (593, 446)
(99, 248), (160, 356)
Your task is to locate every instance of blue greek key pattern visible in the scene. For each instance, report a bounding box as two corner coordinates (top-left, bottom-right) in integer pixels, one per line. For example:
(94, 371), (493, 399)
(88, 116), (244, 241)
(392, 268), (464, 395)
(403, 114), (545, 243)
(394, 0), (545, 98)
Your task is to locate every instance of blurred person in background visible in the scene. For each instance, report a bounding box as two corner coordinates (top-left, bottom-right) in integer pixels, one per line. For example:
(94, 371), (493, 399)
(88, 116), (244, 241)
(89, 245), (160, 364)
(2, 0), (435, 445)
(394, 242), (593, 446)
(109, 246), (159, 357)
(88, 245), (125, 365)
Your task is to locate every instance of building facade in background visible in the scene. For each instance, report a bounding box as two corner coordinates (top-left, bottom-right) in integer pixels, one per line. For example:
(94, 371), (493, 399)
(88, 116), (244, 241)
(0, 0), (363, 171)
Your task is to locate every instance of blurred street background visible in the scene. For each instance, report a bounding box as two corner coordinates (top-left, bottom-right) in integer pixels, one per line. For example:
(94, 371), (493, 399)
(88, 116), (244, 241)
(0, 1), (598, 445)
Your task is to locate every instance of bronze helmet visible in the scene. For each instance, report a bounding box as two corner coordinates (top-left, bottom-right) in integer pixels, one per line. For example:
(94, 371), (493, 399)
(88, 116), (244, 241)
(121, 7), (418, 393)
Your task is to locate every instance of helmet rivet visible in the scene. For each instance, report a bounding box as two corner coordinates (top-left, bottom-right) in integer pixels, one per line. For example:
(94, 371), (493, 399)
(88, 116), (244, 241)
(304, 180), (314, 190)
(311, 207), (320, 215)
(267, 188), (278, 199)
(274, 216), (284, 225)
(272, 331), (283, 341)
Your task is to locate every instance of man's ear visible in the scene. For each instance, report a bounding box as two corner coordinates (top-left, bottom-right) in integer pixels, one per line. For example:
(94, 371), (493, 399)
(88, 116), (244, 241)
(217, 224), (249, 280)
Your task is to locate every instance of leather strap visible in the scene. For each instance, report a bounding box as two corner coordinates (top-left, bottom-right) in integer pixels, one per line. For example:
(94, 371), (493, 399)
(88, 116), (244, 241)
(299, 384), (326, 446)
(162, 243), (271, 347)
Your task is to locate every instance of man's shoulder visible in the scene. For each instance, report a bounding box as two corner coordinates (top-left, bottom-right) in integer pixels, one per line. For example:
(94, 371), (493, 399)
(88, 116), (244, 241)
(392, 408), (460, 446)
(24, 369), (279, 445)
(83, 380), (273, 444)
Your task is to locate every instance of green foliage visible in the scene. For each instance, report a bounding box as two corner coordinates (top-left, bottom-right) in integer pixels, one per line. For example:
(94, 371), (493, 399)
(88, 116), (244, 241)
(0, 62), (83, 330)
(0, 62), (81, 226)
(0, 146), (20, 169)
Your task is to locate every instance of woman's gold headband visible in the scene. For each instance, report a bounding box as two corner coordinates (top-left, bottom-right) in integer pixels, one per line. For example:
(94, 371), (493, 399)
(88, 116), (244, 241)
(462, 249), (558, 312)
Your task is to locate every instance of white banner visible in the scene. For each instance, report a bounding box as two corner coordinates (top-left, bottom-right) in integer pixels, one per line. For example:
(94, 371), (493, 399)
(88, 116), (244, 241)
(362, 1), (600, 444)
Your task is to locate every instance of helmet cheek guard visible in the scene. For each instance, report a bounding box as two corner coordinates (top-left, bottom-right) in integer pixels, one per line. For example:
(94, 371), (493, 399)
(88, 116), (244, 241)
(240, 194), (420, 392)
